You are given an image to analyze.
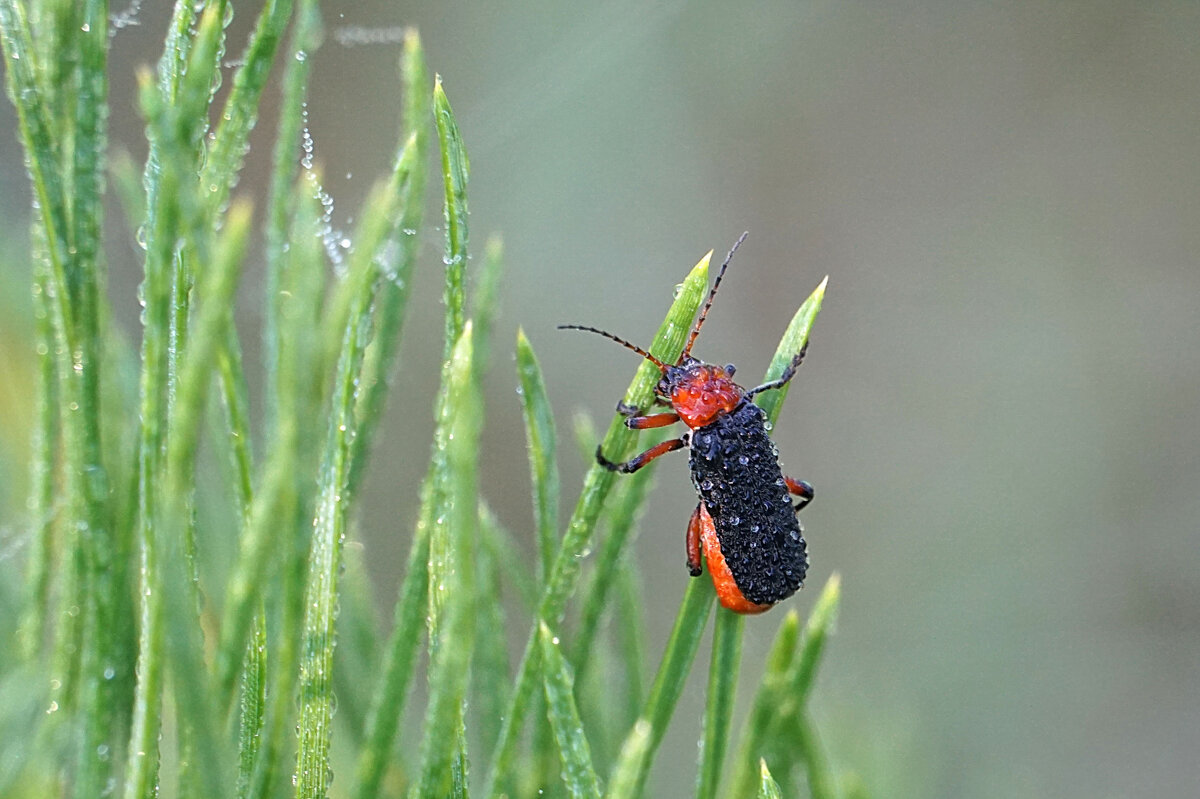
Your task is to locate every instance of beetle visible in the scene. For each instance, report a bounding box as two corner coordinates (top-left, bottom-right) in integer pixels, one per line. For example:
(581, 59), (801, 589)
(559, 232), (814, 614)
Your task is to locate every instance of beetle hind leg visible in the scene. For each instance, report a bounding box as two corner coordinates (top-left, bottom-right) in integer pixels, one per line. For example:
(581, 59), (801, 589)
(785, 475), (814, 512)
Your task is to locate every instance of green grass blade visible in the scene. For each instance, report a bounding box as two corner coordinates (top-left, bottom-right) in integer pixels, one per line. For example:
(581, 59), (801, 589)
(517, 328), (561, 585)
(434, 77), (470, 357)
(613, 560), (649, 733)
(263, 0), (320, 431)
(695, 610), (743, 799)
(237, 613), (269, 798)
(752, 275), (827, 425)
(606, 720), (652, 799)
(470, 235), (505, 373)
(539, 623), (602, 799)
(486, 251), (713, 798)
(572, 460), (655, 679)
(202, 0), (293, 215)
(352, 527), (429, 799)
(346, 32), (431, 493)
(412, 325), (481, 798)
(728, 610), (799, 799)
(787, 573), (841, 705)
(791, 711), (835, 799)
(756, 759), (783, 799)
(606, 576), (714, 799)
(472, 527), (513, 763)
(294, 176), (398, 796)
(730, 575), (840, 798)
(477, 502), (538, 612)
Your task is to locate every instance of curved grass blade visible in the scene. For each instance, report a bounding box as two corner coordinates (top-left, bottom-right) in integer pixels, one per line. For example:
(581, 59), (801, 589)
(540, 623), (602, 799)
(486, 252), (713, 798)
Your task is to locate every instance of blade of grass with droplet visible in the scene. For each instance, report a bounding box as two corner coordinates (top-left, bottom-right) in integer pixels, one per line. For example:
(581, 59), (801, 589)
(152, 198), (253, 799)
(539, 623), (602, 799)
(295, 173), (406, 798)
(435, 76), (470, 357)
(355, 63), (469, 799)
(412, 325), (481, 798)
(201, 0), (293, 215)
(487, 252), (712, 798)
(347, 30), (431, 495)
(517, 329), (561, 586)
(263, 0), (319, 430)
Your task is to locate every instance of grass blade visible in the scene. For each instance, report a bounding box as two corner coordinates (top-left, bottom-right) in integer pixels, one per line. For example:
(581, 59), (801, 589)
(539, 623), (602, 799)
(517, 328), (561, 585)
(605, 575), (714, 798)
(695, 609), (743, 799)
(434, 76), (470, 357)
(730, 575), (840, 798)
(487, 251), (713, 798)
(412, 325), (481, 797)
(752, 275), (828, 426)
(756, 759), (783, 799)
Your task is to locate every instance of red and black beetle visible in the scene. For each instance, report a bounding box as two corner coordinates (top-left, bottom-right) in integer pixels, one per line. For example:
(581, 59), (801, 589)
(560, 233), (813, 614)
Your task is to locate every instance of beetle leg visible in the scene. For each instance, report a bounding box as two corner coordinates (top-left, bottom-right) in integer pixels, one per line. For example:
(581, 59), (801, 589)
(624, 411), (680, 430)
(785, 475), (814, 512)
(745, 342), (808, 399)
(596, 437), (686, 474)
(686, 503), (704, 576)
(615, 399), (641, 417)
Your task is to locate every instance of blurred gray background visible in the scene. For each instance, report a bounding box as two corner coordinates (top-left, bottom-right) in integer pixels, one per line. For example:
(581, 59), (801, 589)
(2, 2), (1198, 797)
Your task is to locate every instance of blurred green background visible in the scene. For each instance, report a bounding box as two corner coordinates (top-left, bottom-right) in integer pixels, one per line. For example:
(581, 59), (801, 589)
(2, 2), (1198, 797)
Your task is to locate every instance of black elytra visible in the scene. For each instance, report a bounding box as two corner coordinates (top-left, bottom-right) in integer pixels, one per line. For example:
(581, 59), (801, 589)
(689, 400), (807, 605)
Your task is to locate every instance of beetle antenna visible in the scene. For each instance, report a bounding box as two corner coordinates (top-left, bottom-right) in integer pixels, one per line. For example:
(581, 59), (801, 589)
(558, 324), (668, 371)
(681, 231), (748, 363)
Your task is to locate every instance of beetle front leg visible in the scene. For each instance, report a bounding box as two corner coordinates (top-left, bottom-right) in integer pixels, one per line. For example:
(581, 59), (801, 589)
(785, 475), (814, 512)
(596, 437), (686, 474)
(745, 342), (809, 399)
(686, 503), (705, 576)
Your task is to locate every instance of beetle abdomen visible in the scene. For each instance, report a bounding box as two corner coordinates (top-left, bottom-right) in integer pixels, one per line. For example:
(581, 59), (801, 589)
(688, 401), (807, 605)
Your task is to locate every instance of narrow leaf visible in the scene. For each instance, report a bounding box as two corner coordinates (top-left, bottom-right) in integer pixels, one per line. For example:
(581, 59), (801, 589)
(517, 328), (561, 585)
(540, 623), (602, 799)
